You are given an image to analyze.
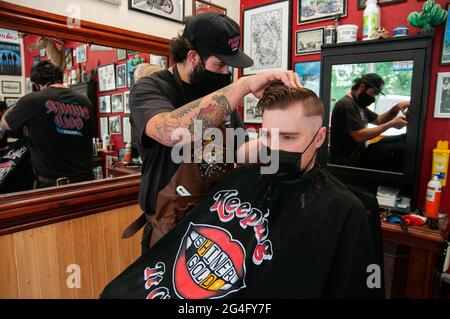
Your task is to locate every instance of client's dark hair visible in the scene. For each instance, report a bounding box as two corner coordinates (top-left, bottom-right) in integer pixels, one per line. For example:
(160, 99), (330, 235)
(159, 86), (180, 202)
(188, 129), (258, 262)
(258, 82), (324, 118)
(30, 61), (63, 86)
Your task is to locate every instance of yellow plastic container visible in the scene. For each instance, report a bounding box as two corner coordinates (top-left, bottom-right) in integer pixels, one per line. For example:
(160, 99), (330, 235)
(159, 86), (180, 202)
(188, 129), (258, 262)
(431, 140), (450, 187)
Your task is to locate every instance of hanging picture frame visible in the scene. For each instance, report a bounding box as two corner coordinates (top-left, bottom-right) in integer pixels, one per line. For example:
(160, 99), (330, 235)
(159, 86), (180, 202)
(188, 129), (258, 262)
(109, 115), (121, 135)
(117, 48), (127, 61)
(243, 94), (262, 124)
(193, 0), (226, 16)
(243, 0), (291, 76)
(294, 61), (321, 96)
(116, 64), (127, 89)
(112, 93), (124, 113)
(298, 0), (347, 25)
(98, 63), (116, 92)
(434, 72), (450, 118)
(124, 91), (131, 114)
(99, 117), (109, 137)
(1, 81), (21, 94)
(295, 27), (324, 55)
(99, 95), (112, 113)
(122, 116), (132, 143)
(76, 44), (87, 63)
(128, 0), (185, 24)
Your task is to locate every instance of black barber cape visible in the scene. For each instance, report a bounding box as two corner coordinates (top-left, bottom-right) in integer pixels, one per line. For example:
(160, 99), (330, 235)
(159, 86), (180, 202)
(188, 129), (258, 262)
(101, 165), (379, 299)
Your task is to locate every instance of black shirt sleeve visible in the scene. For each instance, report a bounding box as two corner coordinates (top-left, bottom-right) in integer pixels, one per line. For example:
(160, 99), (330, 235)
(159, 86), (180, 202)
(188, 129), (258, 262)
(129, 77), (175, 148)
(342, 104), (366, 133)
(365, 108), (379, 124)
(4, 93), (42, 134)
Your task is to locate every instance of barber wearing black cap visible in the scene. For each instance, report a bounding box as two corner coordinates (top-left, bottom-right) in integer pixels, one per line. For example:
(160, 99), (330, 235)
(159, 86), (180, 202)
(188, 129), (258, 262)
(129, 13), (301, 253)
(329, 73), (409, 166)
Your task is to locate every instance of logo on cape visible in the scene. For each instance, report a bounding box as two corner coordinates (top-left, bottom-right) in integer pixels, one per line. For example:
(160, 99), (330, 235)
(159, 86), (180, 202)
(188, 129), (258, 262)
(173, 223), (246, 299)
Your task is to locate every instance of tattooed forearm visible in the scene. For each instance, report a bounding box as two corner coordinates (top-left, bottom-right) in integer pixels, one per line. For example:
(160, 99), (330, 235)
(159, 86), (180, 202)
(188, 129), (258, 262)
(188, 95), (231, 134)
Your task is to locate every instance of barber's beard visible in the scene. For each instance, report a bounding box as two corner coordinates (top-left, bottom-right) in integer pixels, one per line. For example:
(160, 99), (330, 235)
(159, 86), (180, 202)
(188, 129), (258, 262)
(188, 60), (232, 96)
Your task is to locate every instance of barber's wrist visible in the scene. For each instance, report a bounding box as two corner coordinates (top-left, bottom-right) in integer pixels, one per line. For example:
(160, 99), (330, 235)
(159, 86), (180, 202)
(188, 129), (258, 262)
(236, 76), (251, 97)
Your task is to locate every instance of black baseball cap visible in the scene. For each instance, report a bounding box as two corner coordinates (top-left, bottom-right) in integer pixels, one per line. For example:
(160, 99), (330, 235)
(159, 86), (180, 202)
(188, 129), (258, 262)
(362, 73), (386, 96)
(182, 12), (254, 68)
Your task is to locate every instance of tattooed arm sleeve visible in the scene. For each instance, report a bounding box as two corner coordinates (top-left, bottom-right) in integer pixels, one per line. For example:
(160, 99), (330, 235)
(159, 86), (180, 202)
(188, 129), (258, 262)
(145, 79), (248, 147)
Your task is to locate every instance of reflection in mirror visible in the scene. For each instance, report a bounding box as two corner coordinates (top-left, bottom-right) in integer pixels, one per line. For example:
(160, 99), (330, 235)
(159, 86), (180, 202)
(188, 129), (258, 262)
(0, 28), (169, 195)
(328, 60), (413, 173)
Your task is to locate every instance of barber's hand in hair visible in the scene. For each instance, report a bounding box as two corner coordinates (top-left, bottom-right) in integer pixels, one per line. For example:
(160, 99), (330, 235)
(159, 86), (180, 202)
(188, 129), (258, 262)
(243, 71), (302, 98)
(389, 116), (408, 129)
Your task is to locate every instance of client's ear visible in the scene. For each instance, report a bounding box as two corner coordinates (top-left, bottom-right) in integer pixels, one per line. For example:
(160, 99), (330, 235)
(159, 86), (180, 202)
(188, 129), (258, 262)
(315, 126), (327, 148)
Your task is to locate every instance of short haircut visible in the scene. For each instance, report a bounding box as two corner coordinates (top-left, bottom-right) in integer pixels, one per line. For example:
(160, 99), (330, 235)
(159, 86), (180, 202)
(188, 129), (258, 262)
(30, 61), (63, 86)
(258, 82), (324, 119)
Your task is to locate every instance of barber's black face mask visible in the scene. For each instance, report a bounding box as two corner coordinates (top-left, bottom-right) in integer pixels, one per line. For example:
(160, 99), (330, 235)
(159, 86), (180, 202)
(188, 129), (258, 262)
(356, 90), (375, 108)
(190, 57), (232, 95)
(261, 129), (320, 180)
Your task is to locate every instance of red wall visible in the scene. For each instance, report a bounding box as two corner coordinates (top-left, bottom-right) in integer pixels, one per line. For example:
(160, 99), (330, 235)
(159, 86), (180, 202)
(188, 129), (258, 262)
(239, 0), (450, 213)
(24, 35), (150, 156)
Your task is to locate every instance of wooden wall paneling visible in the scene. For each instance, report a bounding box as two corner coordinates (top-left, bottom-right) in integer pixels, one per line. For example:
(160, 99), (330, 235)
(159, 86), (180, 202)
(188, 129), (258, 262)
(33, 225), (60, 298)
(71, 217), (93, 298)
(116, 206), (133, 271)
(54, 220), (77, 299)
(87, 213), (107, 299)
(129, 205), (143, 262)
(13, 229), (41, 298)
(0, 235), (19, 298)
(103, 209), (121, 283)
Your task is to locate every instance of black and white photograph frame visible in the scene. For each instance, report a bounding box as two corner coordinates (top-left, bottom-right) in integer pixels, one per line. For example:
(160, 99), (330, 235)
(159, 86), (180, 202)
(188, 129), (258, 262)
(117, 48), (127, 61)
(116, 64), (127, 89)
(295, 27), (324, 56)
(112, 93), (124, 113)
(124, 91), (130, 114)
(128, 0), (185, 24)
(99, 117), (109, 137)
(98, 63), (116, 92)
(441, 3), (450, 65)
(243, 94), (262, 124)
(76, 44), (87, 63)
(243, 0), (291, 76)
(4, 97), (19, 108)
(109, 115), (121, 135)
(1, 81), (21, 94)
(122, 116), (132, 143)
(99, 95), (111, 114)
(434, 72), (450, 118)
(298, 0), (347, 25)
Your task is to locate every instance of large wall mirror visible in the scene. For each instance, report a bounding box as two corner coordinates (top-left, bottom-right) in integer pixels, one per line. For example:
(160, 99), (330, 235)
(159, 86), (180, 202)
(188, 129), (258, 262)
(0, 31), (169, 195)
(319, 35), (433, 203)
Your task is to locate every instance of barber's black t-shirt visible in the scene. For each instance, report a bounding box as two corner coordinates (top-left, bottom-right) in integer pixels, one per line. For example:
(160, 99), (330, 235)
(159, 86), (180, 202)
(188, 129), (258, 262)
(329, 95), (378, 165)
(5, 87), (94, 179)
(130, 70), (245, 215)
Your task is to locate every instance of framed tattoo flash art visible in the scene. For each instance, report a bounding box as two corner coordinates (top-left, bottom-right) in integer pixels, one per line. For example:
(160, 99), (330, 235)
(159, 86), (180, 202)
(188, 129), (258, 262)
(243, 0), (291, 76)
(298, 0), (347, 24)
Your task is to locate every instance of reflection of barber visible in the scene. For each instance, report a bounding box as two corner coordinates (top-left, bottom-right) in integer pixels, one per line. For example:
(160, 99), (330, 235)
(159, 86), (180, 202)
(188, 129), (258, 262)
(1, 61), (95, 188)
(330, 73), (409, 166)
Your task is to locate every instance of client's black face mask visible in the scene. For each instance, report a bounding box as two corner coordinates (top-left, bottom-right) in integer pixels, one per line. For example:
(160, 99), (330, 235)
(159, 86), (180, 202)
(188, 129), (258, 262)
(189, 57), (232, 95)
(261, 129), (320, 180)
(355, 90), (375, 108)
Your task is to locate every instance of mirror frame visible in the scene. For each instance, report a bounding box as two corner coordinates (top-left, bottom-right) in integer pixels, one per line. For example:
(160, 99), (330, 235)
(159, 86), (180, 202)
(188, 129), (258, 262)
(318, 34), (434, 204)
(0, 2), (171, 235)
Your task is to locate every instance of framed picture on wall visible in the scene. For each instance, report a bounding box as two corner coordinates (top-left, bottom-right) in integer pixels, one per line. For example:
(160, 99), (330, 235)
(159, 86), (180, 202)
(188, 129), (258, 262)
(25, 77), (33, 94)
(295, 27), (324, 55)
(294, 61), (321, 95)
(98, 63), (116, 92)
(64, 48), (73, 70)
(243, 94), (262, 124)
(122, 116), (132, 143)
(1, 81), (21, 94)
(124, 91), (130, 113)
(193, 0), (226, 16)
(117, 49), (127, 61)
(116, 64), (127, 89)
(434, 72), (450, 118)
(128, 0), (185, 24)
(109, 115), (121, 135)
(112, 93), (124, 113)
(99, 117), (109, 137)
(243, 0), (291, 76)
(441, 3), (450, 65)
(4, 97), (19, 107)
(357, 0), (406, 10)
(298, 0), (347, 25)
(76, 44), (87, 63)
(0, 42), (22, 76)
(99, 95), (111, 113)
